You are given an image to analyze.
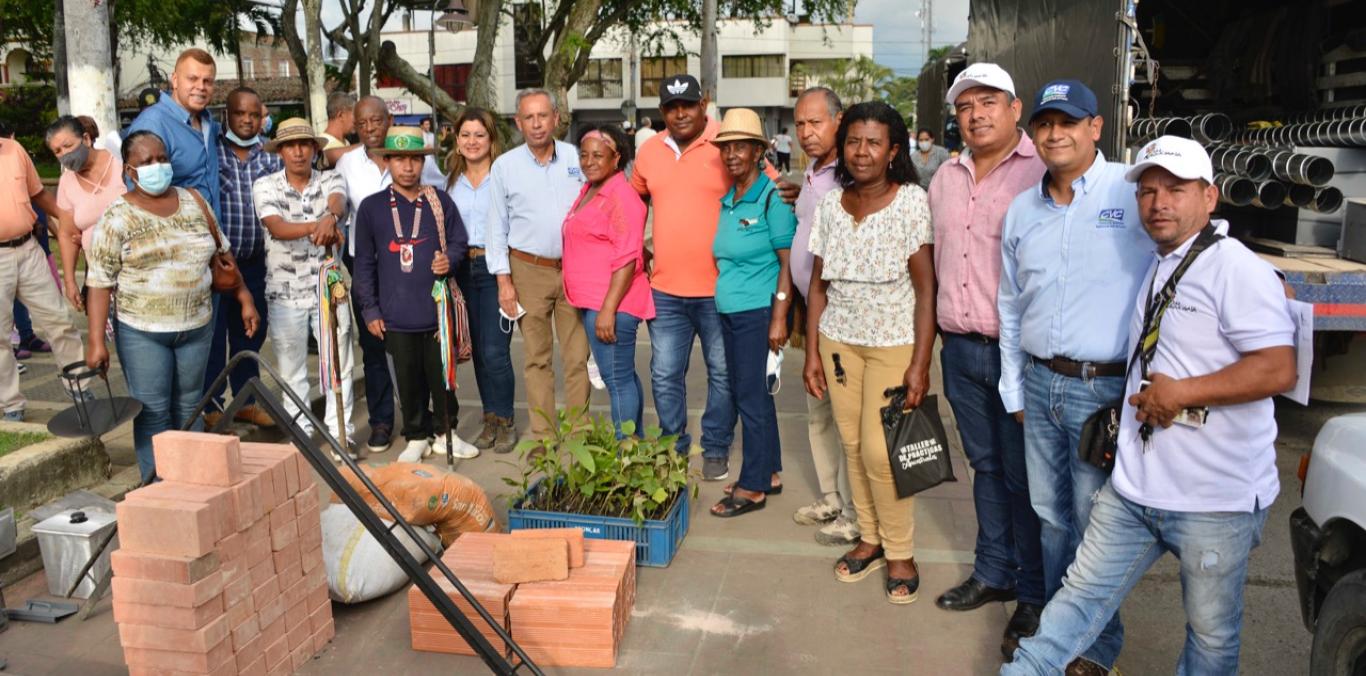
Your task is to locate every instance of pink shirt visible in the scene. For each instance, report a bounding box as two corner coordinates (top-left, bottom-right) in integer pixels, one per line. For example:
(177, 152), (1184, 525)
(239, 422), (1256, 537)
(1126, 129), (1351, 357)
(791, 156), (840, 299)
(929, 133), (1045, 337)
(57, 151), (127, 252)
(562, 171), (655, 320)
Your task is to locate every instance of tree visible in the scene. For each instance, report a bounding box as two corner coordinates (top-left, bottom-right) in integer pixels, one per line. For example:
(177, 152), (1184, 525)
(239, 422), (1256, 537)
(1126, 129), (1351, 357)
(323, 0), (403, 96)
(798, 55), (895, 105)
(885, 75), (917, 122)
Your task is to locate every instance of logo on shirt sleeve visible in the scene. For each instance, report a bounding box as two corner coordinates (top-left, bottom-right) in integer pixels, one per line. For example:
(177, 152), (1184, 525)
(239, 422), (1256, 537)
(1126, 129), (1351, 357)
(1098, 208), (1126, 229)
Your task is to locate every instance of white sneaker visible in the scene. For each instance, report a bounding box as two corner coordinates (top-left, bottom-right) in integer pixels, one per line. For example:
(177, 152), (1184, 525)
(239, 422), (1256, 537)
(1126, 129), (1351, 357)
(587, 355), (606, 390)
(434, 434), (480, 459)
(397, 438), (432, 463)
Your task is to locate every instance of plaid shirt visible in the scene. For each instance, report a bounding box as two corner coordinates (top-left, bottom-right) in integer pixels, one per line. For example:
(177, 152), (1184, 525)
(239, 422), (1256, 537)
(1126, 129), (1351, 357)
(217, 136), (282, 259)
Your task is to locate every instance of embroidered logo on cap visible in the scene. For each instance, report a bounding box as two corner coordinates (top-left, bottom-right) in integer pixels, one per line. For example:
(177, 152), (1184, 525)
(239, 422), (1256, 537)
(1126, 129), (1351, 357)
(1041, 83), (1071, 104)
(666, 79), (689, 95)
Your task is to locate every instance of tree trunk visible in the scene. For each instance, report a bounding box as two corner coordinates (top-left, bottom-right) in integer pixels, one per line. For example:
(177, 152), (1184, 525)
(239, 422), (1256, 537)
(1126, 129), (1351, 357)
(350, 0), (370, 95)
(303, 0), (328, 130)
(281, 0), (310, 114)
(54, 0), (70, 114)
(541, 0), (601, 132)
(360, 0), (387, 95)
(466, 0), (503, 110)
(63, 0), (118, 147)
(700, 0), (718, 101)
(378, 40), (464, 123)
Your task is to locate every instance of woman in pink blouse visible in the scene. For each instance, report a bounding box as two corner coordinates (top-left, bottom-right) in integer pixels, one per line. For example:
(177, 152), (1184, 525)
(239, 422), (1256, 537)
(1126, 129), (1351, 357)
(561, 124), (653, 437)
(46, 115), (126, 313)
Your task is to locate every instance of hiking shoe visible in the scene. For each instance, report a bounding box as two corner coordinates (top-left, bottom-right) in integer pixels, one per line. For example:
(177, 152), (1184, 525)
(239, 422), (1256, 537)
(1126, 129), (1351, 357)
(492, 417), (519, 454)
(397, 438), (432, 463)
(435, 433), (480, 459)
(815, 515), (861, 546)
(793, 497), (842, 525)
(702, 457), (729, 481)
(367, 423), (393, 452)
(473, 413), (498, 450)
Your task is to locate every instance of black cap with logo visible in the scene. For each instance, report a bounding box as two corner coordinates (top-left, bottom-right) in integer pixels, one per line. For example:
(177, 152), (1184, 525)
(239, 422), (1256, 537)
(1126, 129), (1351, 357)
(658, 74), (703, 105)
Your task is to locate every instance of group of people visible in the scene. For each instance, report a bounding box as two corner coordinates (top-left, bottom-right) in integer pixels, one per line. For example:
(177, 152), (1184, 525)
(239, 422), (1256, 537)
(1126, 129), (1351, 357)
(0, 43), (1293, 672)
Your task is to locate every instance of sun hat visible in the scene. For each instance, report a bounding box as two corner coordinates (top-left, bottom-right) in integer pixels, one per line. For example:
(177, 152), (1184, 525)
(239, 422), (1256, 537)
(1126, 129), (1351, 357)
(382, 126), (435, 156)
(263, 117), (328, 152)
(711, 108), (767, 146)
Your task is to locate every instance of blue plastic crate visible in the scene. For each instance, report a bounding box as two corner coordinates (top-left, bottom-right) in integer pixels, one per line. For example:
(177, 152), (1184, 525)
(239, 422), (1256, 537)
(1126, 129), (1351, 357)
(508, 483), (690, 568)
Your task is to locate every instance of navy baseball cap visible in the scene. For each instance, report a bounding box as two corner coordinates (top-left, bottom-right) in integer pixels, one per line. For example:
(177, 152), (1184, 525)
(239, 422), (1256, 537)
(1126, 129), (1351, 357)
(1029, 79), (1098, 122)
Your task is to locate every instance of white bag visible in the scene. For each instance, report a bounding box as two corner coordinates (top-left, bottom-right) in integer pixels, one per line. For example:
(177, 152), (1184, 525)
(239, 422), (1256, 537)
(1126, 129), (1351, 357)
(321, 503), (441, 604)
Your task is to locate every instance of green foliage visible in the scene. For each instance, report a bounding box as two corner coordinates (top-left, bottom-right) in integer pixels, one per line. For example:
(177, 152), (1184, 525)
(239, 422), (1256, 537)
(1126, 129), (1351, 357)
(885, 75), (918, 122)
(0, 85), (57, 158)
(795, 55), (896, 105)
(502, 408), (698, 525)
(0, 430), (51, 459)
(0, 0), (279, 61)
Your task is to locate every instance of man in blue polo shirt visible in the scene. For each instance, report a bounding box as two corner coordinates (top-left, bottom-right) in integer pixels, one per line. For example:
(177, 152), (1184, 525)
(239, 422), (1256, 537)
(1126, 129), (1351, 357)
(127, 48), (221, 218)
(997, 80), (1151, 674)
(1005, 136), (1295, 675)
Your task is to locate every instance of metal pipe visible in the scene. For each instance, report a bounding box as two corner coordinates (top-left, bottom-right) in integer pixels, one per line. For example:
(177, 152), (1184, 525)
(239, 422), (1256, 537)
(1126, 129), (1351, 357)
(1283, 183), (1315, 207)
(1188, 113), (1232, 144)
(1129, 117), (1192, 141)
(1251, 180), (1287, 210)
(1207, 143), (1272, 181)
(1308, 187), (1344, 213)
(1215, 174), (1257, 206)
(1246, 146), (1335, 186)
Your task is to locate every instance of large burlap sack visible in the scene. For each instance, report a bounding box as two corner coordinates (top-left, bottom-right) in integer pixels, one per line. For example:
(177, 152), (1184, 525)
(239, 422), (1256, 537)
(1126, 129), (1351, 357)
(339, 462), (498, 545)
(320, 503), (440, 603)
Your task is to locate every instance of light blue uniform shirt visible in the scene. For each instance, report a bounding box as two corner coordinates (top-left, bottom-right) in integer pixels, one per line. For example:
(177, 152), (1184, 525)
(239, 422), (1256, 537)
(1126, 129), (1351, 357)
(128, 92), (221, 219)
(485, 141), (584, 275)
(449, 173), (491, 248)
(997, 152), (1152, 412)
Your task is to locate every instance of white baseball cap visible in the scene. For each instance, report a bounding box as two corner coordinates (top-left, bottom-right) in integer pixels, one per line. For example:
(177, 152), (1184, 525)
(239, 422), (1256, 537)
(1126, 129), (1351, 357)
(1124, 135), (1214, 184)
(946, 63), (1016, 105)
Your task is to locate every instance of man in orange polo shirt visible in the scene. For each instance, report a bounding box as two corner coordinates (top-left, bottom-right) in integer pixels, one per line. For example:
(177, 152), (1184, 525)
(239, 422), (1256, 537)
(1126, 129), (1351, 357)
(0, 135), (85, 421)
(631, 74), (740, 480)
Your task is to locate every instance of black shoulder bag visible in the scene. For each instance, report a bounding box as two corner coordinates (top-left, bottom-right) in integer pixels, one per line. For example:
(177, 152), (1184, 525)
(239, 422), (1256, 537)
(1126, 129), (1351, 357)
(1078, 224), (1223, 472)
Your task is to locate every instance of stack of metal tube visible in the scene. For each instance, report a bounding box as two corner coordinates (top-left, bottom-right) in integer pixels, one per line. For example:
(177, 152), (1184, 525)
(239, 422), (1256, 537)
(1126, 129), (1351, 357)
(1128, 113), (1233, 144)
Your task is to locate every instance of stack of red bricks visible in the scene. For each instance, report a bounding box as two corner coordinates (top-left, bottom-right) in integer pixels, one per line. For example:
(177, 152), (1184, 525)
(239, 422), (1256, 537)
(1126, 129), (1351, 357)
(407, 529), (636, 668)
(112, 432), (334, 676)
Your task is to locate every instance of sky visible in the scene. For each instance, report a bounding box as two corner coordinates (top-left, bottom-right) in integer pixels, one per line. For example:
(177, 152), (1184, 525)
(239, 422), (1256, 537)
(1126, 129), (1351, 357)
(854, 0), (969, 78)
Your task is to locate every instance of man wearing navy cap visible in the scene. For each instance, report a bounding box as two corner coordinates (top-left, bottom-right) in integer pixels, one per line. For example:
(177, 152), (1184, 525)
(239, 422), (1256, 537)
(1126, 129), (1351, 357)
(996, 79), (1152, 674)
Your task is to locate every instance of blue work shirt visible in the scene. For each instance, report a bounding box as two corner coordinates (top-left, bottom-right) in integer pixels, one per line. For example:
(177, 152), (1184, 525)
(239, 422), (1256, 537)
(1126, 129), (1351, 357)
(485, 141), (584, 275)
(128, 92), (221, 219)
(448, 173), (491, 249)
(997, 151), (1151, 412)
(712, 173), (796, 314)
(217, 136), (282, 260)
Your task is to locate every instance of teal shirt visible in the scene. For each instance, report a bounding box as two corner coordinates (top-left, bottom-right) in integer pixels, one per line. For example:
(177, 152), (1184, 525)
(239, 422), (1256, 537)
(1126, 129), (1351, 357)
(713, 173), (797, 314)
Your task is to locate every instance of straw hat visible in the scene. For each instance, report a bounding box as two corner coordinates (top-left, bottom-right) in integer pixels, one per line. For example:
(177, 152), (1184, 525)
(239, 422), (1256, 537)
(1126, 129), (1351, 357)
(263, 117), (328, 152)
(382, 126), (436, 155)
(711, 108), (767, 145)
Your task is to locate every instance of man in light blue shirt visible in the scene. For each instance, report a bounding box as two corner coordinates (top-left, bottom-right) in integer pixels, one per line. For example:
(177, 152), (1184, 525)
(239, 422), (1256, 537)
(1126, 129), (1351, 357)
(997, 80), (1150, 675)
(127, 48), (221, 219)
(486, 89), (588, 439)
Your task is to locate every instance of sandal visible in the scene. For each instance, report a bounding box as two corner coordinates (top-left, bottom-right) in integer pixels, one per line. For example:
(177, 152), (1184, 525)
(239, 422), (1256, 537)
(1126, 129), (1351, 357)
(834, 546), (886, 582)
(711, 494), (767, 518)
(722, 480), (783, 496)
(885, 574), (920, 605)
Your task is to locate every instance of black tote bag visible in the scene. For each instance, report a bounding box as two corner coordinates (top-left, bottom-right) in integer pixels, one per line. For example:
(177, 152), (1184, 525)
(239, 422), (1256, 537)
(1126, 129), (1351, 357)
(881, 388), (956, 499)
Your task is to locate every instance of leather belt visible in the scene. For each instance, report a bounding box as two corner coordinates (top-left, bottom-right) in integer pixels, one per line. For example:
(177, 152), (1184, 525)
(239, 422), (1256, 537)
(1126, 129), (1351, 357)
(467, 246), (486, 259)
(509, 248), (561, 269)
(945, 330), (997, 345)
(0, 232), (32, 249)
(1033, 355), (1126, 379)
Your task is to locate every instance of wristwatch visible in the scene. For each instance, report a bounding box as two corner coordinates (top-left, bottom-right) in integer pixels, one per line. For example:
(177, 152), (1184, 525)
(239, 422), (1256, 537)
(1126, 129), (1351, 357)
(774, 291), (789, 302)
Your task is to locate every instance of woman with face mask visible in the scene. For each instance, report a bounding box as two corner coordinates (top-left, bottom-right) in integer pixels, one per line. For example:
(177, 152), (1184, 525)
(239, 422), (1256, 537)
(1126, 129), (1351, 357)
(46, 116), (127, 313)
(910, 128), (951, 190)
(83, 130), (260, 482)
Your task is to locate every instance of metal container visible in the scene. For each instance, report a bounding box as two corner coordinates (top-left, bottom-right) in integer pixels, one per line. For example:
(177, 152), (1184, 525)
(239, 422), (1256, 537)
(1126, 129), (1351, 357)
(1340, 200), (1366, 264)
(31, 509), (118, 599)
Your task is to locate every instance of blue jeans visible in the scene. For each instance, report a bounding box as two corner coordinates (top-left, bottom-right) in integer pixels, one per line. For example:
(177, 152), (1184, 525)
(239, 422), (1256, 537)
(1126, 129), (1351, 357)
(1022, 359), (1125, 666)
(721, 307), (781, 492)
(455, 256), (515, 419)
(116, 321), (213, 482)
(204, 254), (268, 406)
(582, 310), (643, 438)
(1005, 484), (1268, 675)
(941, 334), (1044, 605)
(344, 254), (395, 429)
(647, 289), (735, 459)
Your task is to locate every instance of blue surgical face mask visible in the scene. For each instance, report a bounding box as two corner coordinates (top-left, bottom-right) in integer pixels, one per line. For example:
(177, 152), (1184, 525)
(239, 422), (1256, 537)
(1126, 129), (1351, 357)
(225, 128), (261, 147)
(133, 162), (174, 196)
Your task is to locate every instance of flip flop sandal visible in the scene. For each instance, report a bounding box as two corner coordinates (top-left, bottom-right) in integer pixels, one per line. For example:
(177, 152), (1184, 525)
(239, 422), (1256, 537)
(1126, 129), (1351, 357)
(711, 494), (767, 518)
(722, 481), (783, 496)
(834, 546), (886, 582)
(885, 575), (920, 605)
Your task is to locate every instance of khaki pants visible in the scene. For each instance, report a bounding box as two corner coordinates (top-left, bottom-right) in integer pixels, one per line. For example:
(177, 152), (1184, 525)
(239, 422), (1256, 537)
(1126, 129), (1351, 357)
(0, 239), (84, 413)
(806, 389), (856, 520)
(510, 255), (589, 435)
(819, 334), (917, 560)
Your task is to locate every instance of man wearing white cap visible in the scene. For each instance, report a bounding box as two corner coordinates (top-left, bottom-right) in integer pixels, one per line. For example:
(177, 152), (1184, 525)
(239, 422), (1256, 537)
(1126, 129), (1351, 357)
(1004, 136), (1295, 674)
(929, 63), (1047, 659)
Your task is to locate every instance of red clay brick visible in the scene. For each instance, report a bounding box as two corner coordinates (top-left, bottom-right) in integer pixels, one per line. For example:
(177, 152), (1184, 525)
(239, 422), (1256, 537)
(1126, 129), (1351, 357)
(227, 476), (264, 531)
(236, 654), (266, 676)
(234, 632), (262, 672)
(221, 568), (252, 608)
(118, 614), (229, 652)
(262, 614), (286, 642)
(110, 549), (220, 585)
(269, 497), (297, 527)
(231, 613), (260, 652)
(294, 486), (318, 514)
(246, 534), (272, 570)
(248, 560), (274, 588)
(272, 540), (301, 577)
(269, 519), (297, 553)
(116, 498), (217, 558)
(512, 527), (586, 568)
(152, 431), (243, 487)
(250, 575), (279, 609)
(290, 644), (311, 671)
(241, 461), (279, 513)
(297, 515), (322, 553)
(262, 635), (288, 672)
(131, 481), (235, 542)
(286, 619), (311, 650)
(307, 582), (329, 610)
(295, 451), (315, 490)
(308, 601), (330, 633)
(266, 658), (291, 676)
(296, 503), (320, 533)
(122, 636), (233, 673)
(284, 598), (308, 630)
(224, 594), (254, 629)
(493, 538), (569, 584)
(257, 594), (286, 631)
(128, 663), (237, 676)
(112, 572), (226, 609)
(300, 545), (323, 575)
(112, 596), (223, 631)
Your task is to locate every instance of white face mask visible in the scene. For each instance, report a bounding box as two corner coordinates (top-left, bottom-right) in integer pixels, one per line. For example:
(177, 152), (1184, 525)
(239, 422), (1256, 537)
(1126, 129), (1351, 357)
(498, 303), (527, 334)
(917, 140), (933, 152)
(766, 348), (784, 395)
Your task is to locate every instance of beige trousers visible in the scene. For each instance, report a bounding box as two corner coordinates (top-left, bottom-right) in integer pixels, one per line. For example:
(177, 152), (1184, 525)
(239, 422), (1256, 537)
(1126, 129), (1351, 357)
(510, 255), (590, 436)
(806, 389), (856, 520)
(0, 239), (84, 413)
(819, 334), (917, 560)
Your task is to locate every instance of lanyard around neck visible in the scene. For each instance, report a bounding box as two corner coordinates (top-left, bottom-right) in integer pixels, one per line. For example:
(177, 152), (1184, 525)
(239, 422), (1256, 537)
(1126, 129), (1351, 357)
(388, 186), (423, 242)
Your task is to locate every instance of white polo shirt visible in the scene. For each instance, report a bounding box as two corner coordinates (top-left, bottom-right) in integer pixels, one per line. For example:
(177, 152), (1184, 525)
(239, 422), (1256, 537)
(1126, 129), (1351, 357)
(334, 145), (446, 256)
(1112, 226), (1293, 513)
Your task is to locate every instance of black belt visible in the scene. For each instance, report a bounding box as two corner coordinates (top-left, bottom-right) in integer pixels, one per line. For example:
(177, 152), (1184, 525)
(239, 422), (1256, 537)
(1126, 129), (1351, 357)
(945, 330), (997, 345)
(1032, 355), (1126, 379)
(0, 232), (32, 249)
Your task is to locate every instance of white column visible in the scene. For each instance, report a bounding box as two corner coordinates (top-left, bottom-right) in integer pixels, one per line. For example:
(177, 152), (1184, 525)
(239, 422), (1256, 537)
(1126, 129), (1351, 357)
(63, 0), (118, 147)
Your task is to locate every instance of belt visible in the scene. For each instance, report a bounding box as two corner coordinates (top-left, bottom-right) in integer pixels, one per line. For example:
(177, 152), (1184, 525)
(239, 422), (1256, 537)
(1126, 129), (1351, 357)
(1032, 355), (1126, 379)
(467, 247), (486, 259)
(945, 330), (997, 345)
(0, 232), (32, 249)
(509, 248), (561, 269)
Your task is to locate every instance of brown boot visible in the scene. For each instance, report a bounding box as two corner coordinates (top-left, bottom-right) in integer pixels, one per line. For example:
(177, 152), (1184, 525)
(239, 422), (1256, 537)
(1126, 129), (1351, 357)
(492, 416), (520, 454)
(473, 413), (498, 450)
(234, 404), (277, 428)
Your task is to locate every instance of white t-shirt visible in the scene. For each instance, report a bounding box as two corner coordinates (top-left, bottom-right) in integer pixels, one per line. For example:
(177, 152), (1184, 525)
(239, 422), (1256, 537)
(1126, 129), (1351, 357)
(334, 145), (445, 256)
(634, 127), (657, 151)
(773, 133), (792, 153)
(1112, 228), (1294, 513)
